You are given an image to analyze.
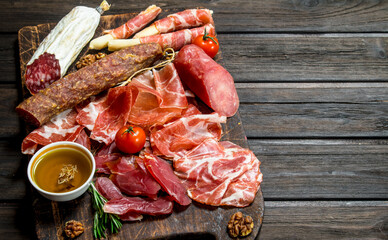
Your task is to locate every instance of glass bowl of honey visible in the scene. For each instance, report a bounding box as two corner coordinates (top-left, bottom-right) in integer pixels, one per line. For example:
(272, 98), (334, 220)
(27, 141), (95, 201)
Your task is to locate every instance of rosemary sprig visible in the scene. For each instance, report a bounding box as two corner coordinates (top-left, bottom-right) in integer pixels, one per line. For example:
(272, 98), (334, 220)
(88, 182), (122, 239)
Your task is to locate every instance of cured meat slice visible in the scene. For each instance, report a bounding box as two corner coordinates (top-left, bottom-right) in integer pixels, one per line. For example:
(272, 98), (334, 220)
(134, 9), (214, 38)
(110, 156), (161, 199)
(105, 156), (137, 174)
(150, 113), (226, 159)
(109, 24), (215, 52)
(103, 196), (173, 216)
(174, 44), (239, 117)
(74, 129), (91, 150)
(21, 108), (84, 155)
(95, 177), (123, 200)
(128, 66), (187, 128)
(90, 5), (162, 50)
(25, 52), (61, 94)
(174, 138), (262, 207)
(94, 142), (121, 174)
(153, 63), (187, 109)
(119, 212), (143, 222)
(16, 43), (163, 127)
(143, 153), (191, 206)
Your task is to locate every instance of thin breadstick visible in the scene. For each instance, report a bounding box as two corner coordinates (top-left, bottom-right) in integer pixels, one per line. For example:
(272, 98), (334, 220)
(108, 39), (141, 51)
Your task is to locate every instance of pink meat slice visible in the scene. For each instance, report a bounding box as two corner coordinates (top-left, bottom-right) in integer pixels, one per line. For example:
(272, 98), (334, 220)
(103, 196), (173, 216)
(94, 142), (121, 174)
(95, 177), (123, 200)
(128, 67), (187, 128)
(150, 112), (226, 159)
(109, 156), (161, 199)
(173, 138), (262, 207)
(105, 155), (137, 174)
(139, 24), (215, 51)
(153, 9), (214, 33)
(74, 129), (91, 150)
(174, 44), (239, 117)
(143, 153), (191, 206)
(21, 108), (84, 155)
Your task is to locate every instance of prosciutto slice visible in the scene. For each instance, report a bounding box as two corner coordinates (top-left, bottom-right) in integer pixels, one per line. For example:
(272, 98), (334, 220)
(21, 108), (84, 155)
(94, 142), (121, 174)
(143, 153), (191, 206)
(103, 196), (174, 216)
(128, 64), (188, 128)
(76, 85), (136, 145)
(150, 112), (226, 159)
(95, 177), (123, 200)
(109, 156), (161, 199)
(174, 138), (262, 207)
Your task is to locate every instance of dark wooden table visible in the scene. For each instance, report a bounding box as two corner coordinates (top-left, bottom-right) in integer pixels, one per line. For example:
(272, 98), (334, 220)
(1, 0), (388, 239)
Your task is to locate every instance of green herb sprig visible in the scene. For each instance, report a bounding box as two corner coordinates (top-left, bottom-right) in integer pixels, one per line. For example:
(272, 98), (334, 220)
(89, 182), (122, 239)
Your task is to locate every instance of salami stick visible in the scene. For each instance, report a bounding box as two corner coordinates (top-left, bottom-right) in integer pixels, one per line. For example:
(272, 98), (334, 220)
(108, 24), (215, 51)
(16, 43), (163, 127)
(89, 5), (161, 50)
(133, 9), (214, 38)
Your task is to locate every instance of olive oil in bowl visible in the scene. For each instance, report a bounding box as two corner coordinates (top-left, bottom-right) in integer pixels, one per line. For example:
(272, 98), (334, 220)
(27, 142), (95, 201)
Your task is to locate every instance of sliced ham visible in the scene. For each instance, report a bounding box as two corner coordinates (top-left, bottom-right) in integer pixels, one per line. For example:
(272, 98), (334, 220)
(174, 44), (239, 117)
(103, 196), (174, 216)
(150, 112), (226, 159)
(94, 142), (121, 174)
(143, 153), (191, 206)
(174, 138), (262, 207)
(21, 108), (84, 155)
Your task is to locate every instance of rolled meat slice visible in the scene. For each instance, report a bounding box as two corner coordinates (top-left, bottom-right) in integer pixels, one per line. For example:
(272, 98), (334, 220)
(174, 44), (239, 117)
(133, 8), (214, 38)
(16, 43), (163, 127)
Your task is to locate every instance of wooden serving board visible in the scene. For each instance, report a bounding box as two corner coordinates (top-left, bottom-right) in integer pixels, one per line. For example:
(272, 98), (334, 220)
(18, 10), (264, 240)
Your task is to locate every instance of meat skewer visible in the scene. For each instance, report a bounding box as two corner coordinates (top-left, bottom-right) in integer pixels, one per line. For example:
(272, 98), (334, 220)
(89, 5), (161, 50)
(133, 8), (214, 38)
(108, 24), (215, 51)
(16, 43), (163, 127)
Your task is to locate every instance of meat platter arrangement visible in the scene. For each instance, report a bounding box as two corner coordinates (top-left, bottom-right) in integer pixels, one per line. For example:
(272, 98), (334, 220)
(17, 1), (264, 239)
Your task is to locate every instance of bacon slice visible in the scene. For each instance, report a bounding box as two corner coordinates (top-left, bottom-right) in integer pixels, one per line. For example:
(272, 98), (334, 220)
(174, 138), (262, 207)
(90, 5), (162, 50)
(150, 112), (226, 159)
(103, 196), (173, 216)
(143, 153), (191, 206)
(134, 9), (214, 38)
(21, 108), (84, 155)
(108, 24), (215, 51)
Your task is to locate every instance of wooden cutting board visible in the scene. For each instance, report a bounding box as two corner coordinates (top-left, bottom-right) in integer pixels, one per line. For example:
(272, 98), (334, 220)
(18, 10), (264, 240)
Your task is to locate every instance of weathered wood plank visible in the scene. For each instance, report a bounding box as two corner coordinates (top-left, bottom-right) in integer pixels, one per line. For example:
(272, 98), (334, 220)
(240, 102), (388, 137)
(0, 85), (23, 138)
(0, 139), (28, 201)
(5, 33), (388, 83)
(218, 34), (388, 82)
(0, 34), (18, 83)
(0, 202), (36, 240)
(250, 139), (388, 199)
(1, 201), (387, 240)
(260, 201), (388, 240)
(1, 0), (387, 33)
(236, 82), (388, 103)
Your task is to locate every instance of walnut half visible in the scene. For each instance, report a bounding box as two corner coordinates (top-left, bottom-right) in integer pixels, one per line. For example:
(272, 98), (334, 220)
(64, 220), (84, 239)
(227, 211), (254, 238)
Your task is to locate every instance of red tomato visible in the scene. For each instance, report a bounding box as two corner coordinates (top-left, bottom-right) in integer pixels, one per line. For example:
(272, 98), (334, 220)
(115, 125), (146, 154)
(193, 30), (219, 58)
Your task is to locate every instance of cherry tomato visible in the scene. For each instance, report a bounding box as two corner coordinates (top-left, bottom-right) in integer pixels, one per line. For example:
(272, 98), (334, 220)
(115, 125), (146, 154)
(193, 29), (219, 58)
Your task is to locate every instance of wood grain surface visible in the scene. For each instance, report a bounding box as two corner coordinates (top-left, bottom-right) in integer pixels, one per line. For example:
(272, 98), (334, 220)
(2, 0), (388, 239)
(17, 11), (264, 240)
